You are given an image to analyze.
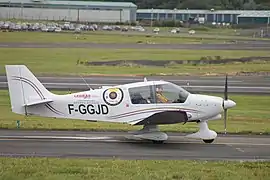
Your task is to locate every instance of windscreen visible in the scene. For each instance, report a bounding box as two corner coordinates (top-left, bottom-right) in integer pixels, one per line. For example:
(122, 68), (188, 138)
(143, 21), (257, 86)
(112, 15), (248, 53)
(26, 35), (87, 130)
(128, 83), (189, 104)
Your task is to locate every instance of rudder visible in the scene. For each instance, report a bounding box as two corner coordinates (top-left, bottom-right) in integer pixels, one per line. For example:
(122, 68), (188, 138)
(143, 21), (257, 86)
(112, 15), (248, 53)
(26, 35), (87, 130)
(5, 65), (54, 115)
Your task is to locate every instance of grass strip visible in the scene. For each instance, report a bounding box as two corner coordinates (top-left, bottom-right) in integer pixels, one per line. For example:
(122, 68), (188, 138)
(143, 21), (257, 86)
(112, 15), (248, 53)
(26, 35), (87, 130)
(0, 48), (269, 76)
(0, 31), (264, 44)
(0, 157), (269, 180)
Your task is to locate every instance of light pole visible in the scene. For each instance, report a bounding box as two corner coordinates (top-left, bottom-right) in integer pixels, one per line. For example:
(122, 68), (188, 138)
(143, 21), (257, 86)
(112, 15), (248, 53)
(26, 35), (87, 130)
(150, 8), (153, 27)
(174, 8), (177, 26)
(267, 16), (269, 35)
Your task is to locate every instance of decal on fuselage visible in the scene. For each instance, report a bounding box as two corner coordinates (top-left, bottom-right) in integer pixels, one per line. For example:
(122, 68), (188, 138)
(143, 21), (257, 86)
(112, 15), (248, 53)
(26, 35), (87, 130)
(103, 88), (124, 106)
(68, 104), (109, 115)
(74, 94), (91, 99)
(73, 93), (99, 99)
(74, 100), (100, 104)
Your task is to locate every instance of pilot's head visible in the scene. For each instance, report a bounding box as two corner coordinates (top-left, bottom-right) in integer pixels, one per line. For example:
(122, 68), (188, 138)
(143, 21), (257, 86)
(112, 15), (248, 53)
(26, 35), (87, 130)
(156, 85), (163, 93)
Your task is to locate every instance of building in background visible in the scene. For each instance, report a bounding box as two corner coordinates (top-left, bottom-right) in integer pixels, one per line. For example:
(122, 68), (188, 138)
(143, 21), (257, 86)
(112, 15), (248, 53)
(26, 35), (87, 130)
(137, 9), (270, 25)
(0, 0), (269, 25)
(0, 0), (137, 23)
(237, 11), (270, 24)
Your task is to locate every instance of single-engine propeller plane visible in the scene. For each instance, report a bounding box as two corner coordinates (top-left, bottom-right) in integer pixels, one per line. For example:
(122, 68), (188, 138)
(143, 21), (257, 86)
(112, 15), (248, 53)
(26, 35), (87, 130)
(5, 65), (236, 144)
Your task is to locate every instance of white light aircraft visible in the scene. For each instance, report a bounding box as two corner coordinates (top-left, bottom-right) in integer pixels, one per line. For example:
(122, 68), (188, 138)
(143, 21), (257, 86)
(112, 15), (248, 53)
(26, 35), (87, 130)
(5, 65), (236, 144)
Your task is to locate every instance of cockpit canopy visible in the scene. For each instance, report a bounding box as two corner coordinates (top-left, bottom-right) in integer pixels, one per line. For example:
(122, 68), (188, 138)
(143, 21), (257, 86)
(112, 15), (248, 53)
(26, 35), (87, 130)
(128, 82), (190, 104)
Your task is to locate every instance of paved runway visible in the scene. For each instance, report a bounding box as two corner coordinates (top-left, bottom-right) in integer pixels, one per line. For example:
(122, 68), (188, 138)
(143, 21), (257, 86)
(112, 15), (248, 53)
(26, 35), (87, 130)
(1, 75), (270, 94)
(1, 42), (270, 50)
(0, 130), (269, 161)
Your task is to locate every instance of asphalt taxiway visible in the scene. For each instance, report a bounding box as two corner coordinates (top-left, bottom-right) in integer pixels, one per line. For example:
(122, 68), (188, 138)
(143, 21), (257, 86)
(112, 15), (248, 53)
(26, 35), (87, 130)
(0, 75), (270, 94)
(0, 130), (269, 161)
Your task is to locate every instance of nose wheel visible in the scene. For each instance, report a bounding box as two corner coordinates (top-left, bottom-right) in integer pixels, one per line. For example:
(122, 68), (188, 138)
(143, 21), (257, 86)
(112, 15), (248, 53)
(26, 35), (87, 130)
(185, 121), (217, 143)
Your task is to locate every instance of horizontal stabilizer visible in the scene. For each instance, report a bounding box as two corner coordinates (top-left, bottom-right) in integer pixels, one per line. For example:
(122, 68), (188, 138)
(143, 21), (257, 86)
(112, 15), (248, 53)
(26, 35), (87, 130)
(24, 98), (53, 106)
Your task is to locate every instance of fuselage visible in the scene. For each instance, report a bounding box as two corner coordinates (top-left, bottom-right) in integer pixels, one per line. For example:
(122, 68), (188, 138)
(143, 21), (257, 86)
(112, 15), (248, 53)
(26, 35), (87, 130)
(6, 65), (236, 143)
(25, 80), (228, 125)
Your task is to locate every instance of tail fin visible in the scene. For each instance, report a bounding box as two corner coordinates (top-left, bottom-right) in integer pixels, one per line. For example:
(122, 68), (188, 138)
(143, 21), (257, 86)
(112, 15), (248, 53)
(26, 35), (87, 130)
(5, 65), (54, 115)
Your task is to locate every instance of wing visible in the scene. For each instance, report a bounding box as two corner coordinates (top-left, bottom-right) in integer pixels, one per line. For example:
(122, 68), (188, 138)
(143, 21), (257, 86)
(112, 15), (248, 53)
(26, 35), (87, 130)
(133, 110), (188, 126)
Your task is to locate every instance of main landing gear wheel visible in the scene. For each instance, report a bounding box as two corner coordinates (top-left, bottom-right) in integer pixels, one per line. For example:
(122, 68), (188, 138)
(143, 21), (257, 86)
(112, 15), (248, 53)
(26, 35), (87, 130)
(152, 140), (165, 144)
(127, 125), (168, 143)
(203, 139), (215, 143)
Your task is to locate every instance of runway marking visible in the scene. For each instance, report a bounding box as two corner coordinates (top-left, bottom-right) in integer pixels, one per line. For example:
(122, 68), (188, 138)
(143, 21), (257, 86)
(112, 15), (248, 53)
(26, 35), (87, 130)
(0, 136), (270, 146)
(235, 148), (245, 153)
(0, 138), (121, 142)
(168, 141), (270, 146)
(0, 135), (113, 140)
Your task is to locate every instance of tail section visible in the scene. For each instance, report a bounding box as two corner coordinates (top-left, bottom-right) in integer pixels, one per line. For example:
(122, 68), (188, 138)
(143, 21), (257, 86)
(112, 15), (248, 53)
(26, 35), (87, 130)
(5, 65), (54, 115)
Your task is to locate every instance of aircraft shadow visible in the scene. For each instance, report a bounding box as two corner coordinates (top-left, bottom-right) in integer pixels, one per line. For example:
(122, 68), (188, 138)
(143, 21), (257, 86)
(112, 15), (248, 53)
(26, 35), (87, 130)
(119, 139), (228, 151)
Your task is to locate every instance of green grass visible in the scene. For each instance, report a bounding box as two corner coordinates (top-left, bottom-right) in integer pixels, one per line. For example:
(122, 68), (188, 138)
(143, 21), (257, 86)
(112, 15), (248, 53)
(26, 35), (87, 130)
(0, 90), (269, 134)
(0, 48), (269, 76)
(0, 157), (269, 180)
(0, 31), (266, 44)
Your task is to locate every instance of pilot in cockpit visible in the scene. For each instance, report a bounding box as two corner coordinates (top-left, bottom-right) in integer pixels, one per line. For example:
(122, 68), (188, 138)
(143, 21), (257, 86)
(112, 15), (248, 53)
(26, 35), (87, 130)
(155, 85), (169, 103)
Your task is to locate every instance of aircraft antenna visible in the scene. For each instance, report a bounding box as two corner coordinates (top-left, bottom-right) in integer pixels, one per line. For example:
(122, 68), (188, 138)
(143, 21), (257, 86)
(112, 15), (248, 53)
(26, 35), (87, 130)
(80, 75), (92, 90)
(144, 77), (147, 82)
(186, 81), (192, 92)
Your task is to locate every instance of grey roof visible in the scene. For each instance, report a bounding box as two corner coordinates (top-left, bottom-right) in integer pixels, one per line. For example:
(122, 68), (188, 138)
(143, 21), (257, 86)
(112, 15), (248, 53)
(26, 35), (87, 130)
(238, 11), (270, 18)
(0, 0), (137, 8)
(137, 9), (270, 16)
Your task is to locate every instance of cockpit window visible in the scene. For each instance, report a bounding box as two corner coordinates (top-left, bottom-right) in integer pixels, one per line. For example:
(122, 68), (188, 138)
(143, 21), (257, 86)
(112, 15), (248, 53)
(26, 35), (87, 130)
(128, 85), (155, 104)
(155, 83), (189, 103)
(128, 83), (189, 104)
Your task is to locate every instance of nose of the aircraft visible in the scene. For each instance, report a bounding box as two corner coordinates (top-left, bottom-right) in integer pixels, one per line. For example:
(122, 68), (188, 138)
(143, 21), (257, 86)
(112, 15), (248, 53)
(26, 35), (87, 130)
(223, 99), (236, 109)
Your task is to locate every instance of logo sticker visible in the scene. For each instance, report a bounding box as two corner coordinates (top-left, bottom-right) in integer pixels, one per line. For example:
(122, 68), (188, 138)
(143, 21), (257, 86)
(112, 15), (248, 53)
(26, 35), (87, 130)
(103, 88), (124, 106)
(74, 94), (91, 99)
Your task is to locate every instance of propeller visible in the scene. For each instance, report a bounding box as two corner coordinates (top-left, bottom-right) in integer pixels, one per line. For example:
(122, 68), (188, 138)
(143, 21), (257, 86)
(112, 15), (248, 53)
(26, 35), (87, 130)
(222, 74), (236, 134)
(223, 74), (228, 134)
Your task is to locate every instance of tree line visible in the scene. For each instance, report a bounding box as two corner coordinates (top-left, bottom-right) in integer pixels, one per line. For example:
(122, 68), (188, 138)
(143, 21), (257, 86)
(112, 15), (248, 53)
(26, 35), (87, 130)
(80, 0), (270, 10)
